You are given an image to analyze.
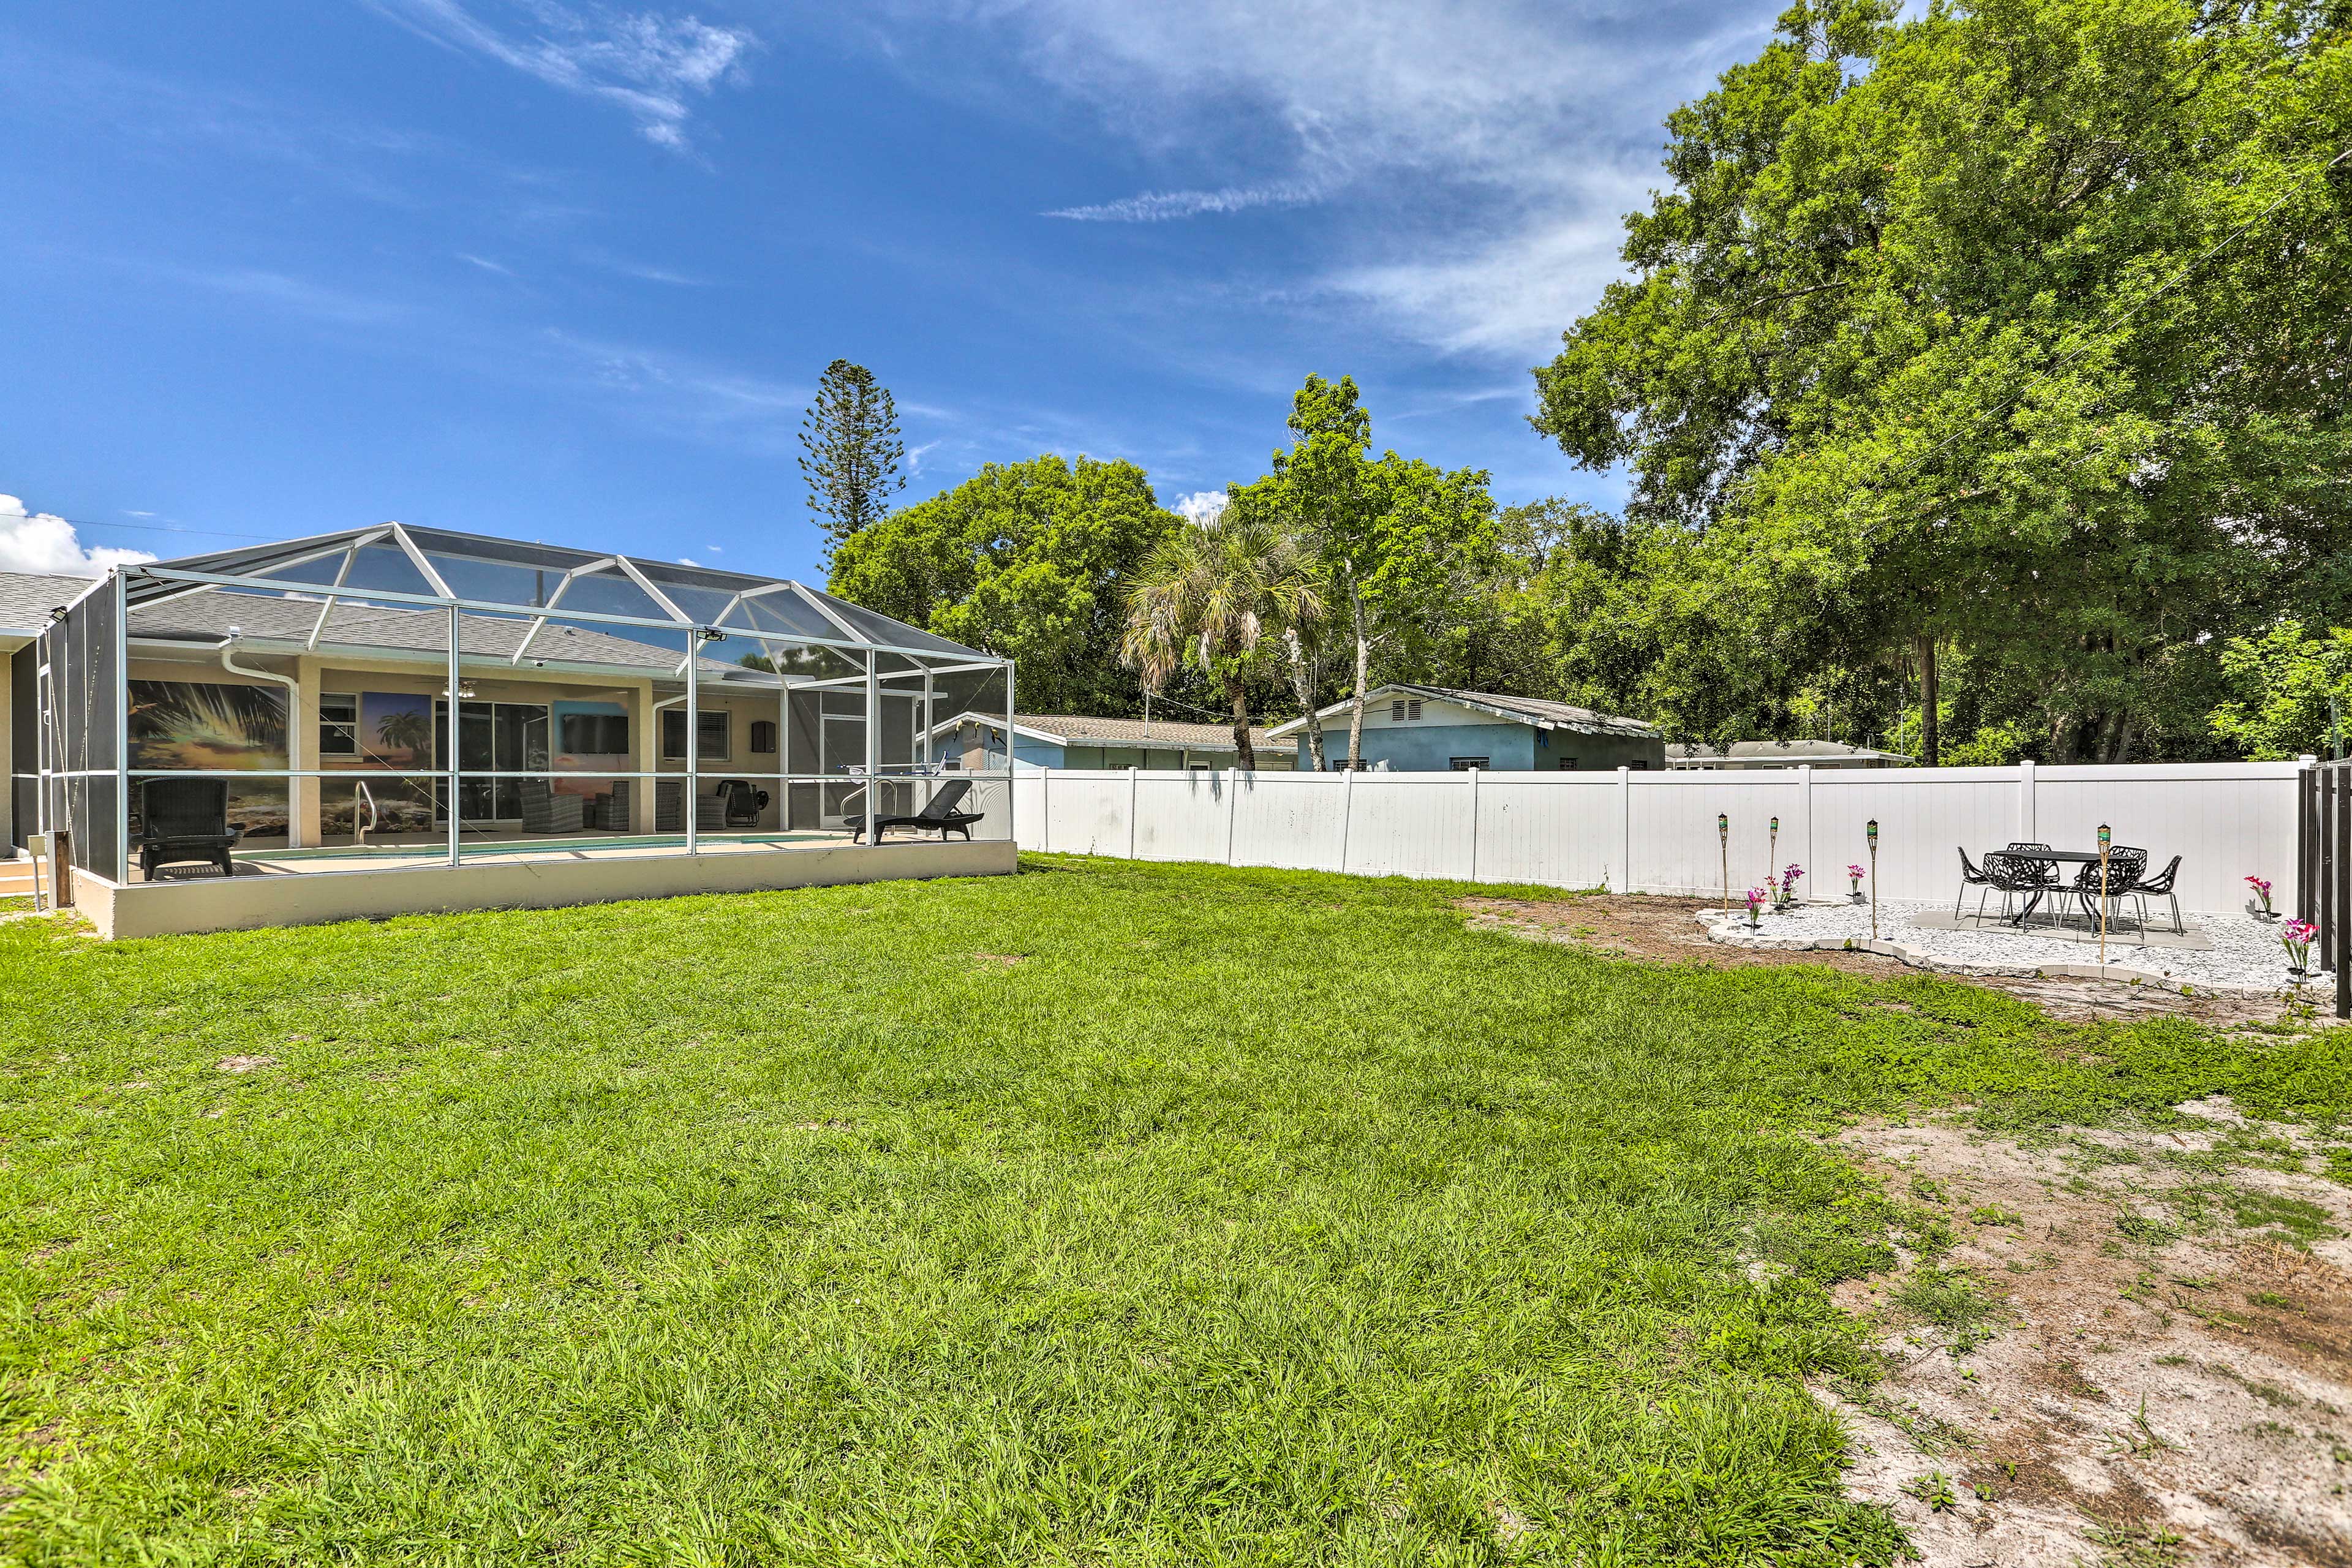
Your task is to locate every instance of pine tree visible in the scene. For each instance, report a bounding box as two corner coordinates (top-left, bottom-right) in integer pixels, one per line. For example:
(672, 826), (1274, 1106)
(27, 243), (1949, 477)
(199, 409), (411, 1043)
(797, 360), (906, 556)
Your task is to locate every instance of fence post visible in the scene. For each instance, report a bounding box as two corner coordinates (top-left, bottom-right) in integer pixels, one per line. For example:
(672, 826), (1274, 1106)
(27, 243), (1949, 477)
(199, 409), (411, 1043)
(1798, 765), (1814, 896)
(2323, 767), (2335, 962)
(1340, 765), (1355, 874)
(1038, 768), (1048, 854)
(2018, 759), (2035, 843)
(1225, 770), (1238, 864)
(1618, 764), (1632, 895)
(2323, 766), (2342, 1025)
(2298, 756), (2316, 922)
(1128, 765), (1139, 861)
(1467, 766), (1481, 884)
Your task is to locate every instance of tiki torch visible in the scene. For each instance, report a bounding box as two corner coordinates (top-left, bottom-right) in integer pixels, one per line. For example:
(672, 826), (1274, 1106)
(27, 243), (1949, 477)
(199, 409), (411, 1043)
(1866, 818), (1880, 942)
(1769, 814), (1779, 891)
(1719, 812), (1730, 913)
(2098, 822), (2112, 964)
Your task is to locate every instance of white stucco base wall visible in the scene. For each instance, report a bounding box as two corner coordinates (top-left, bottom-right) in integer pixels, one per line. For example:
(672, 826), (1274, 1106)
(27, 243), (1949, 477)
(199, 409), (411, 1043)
(69, 838), (1017, 939)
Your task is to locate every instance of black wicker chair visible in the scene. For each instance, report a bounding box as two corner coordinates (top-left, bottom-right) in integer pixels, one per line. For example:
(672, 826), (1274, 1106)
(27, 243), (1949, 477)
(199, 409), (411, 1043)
(1981, 850), (2060, 927)
(2127, 854), (2183, 935)
(2073, 847), (2149, 930)
(1955, 846), (1996, 918)
(137, 777), (242, 880)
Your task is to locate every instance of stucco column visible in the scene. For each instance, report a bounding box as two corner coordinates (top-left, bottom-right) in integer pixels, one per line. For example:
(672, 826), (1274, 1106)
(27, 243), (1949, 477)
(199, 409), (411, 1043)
(291, 655), (320, 848)
(631, 677), (657, 833)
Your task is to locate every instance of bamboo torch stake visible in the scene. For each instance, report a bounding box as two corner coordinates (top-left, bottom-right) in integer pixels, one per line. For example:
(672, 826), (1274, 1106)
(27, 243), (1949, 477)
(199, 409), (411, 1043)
(2097, 822), (2111, 965)
(1719, 812), (1730, 913)
(1866, 818), (1880, 943)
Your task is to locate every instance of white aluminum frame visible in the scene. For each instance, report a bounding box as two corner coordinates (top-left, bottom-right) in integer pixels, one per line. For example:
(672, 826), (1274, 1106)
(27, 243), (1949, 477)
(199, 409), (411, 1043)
(65, 526), (1014, 884)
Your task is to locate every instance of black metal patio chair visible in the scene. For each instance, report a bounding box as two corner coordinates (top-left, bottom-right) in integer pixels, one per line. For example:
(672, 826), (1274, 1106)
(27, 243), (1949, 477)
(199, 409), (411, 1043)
(2073, 846), (2149, 931)
(137, 777), (242, 880)
(1981, 850), (2060, 927)
(1955, 846), (1996, 917)
(2127, 854), (2184, 935)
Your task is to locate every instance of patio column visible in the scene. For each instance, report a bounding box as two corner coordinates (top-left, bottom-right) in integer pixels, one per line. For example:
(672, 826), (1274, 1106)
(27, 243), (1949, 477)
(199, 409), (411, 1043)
(445, 604), (460, 867)
(685, 633), (699, 856)
(864, 650), (881, 844)
(290, 655), (321, 849)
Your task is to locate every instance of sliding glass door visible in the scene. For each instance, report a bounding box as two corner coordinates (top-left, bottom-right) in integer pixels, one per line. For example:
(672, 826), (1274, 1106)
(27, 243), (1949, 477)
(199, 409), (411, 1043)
(433, 701), (550, 826)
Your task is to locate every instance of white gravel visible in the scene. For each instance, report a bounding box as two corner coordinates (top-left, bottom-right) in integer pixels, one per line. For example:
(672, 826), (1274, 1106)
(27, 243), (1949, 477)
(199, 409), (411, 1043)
(1699, 897), (2330, 996)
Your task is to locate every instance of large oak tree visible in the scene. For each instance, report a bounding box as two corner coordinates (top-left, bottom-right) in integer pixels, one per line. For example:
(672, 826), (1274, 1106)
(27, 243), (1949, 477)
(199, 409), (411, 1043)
(1531, 0), (2352, 761)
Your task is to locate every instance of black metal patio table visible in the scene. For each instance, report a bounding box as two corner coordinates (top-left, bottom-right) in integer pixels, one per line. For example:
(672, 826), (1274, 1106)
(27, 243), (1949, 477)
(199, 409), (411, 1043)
(1990, 848), (2110, 927)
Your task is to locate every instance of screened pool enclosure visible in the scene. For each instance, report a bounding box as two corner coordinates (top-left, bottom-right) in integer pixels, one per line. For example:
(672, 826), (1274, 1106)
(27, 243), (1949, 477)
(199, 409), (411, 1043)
(34, 523), (1014, 909)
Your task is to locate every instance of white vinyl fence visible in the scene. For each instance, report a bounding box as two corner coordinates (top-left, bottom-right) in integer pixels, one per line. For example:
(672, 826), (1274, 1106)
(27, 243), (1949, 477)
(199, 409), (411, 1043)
(1012, 761), (2311, 916)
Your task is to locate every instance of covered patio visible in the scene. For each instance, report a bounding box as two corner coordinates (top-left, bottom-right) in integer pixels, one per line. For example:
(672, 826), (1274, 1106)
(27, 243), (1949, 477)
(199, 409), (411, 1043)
(29, 523), (1016, 935)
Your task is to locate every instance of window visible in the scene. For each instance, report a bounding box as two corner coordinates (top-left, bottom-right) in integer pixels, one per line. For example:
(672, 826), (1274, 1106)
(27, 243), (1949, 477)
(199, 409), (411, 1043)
(1629, 760), (1650, 771)
(559, 712), (628, 755)
(319, 692), (358, 756)
(1558, 757), (1578, 771)
(1449, 756), (1488, 771)
(662, 709), (730, 761)
(1390, 698), (1424, 721)
(750, 719), (777, 755)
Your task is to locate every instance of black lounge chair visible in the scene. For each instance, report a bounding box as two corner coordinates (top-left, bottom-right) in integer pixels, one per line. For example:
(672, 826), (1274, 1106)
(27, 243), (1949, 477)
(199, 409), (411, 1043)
(137, 777), (242, 879)
(714, 778), (770, 829)
(844, 777), (984, 842)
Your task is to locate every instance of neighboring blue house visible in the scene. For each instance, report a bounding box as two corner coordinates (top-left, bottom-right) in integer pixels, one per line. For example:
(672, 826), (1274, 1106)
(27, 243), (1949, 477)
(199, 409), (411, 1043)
(934, 712), (1295, 771)
(1265, 684), (1663, 771)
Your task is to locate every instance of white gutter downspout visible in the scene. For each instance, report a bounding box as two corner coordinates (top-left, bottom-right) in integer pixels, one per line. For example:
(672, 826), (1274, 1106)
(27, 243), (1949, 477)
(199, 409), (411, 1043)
(221, 629), (303, 846)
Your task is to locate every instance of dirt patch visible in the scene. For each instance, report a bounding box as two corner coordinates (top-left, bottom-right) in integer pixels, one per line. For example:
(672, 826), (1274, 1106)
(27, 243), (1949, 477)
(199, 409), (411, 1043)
(214, 1055), (279, 1074)
(971, 953), (1026, 968)
(1823, 1105), (2352, 1566)
(1463, 894), (2316, 1027)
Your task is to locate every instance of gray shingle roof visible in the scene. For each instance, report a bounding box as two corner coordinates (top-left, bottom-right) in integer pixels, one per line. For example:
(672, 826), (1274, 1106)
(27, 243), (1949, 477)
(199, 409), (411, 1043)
(127, 587), (765, 682)
(1266, 683), (1657, 740)
(1008, 714), (1278, 751)
(0, 571), (97, 635)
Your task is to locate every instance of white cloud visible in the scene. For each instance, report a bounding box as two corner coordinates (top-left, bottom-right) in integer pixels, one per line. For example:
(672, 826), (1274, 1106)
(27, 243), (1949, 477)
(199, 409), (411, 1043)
(0, 496), (156, 576)
(1047, 179), (1325, 224)
(875, 0), (1765, 353)
(368, 1), (756, 151)
(1175, 490), (1229, 526)
(458, 252), (515, 275)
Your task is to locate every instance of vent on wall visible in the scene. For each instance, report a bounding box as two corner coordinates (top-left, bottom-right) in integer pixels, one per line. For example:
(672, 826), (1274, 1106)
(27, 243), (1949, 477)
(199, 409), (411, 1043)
(1390, 698), (1423, 722)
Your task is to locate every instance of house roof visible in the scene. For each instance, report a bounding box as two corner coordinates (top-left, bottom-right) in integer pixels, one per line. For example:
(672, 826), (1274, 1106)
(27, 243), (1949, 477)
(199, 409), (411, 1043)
(1667, 740), (1915, 765)
(0, 570), (97, 638)
(124, 588), (769, 684)
(940, 712), (1278, 753)
(133, 520), (987, 662)
(1263, 683), (1659, 741)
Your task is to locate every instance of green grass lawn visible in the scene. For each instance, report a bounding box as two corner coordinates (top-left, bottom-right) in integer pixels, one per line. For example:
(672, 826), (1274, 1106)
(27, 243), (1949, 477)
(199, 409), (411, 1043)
(2, 856), (2346, 1565)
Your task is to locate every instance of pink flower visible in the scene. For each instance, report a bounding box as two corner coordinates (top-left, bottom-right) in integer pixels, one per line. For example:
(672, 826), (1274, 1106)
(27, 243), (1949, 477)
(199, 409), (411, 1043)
(1847, 864), (1867, 880)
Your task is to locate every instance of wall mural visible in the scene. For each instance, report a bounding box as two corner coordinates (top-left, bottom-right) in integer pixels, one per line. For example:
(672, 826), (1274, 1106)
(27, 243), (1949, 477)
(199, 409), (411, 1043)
(358, 692), (435, 768)
(126, 680), (291, 842)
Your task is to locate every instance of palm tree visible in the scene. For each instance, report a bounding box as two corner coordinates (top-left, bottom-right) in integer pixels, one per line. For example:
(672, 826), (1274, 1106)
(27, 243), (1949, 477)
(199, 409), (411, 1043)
(1121, 512), (1321, 770)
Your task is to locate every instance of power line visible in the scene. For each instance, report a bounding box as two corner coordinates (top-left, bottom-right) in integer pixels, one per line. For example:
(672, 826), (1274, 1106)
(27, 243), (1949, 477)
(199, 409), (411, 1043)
(2, 509), (280, 545)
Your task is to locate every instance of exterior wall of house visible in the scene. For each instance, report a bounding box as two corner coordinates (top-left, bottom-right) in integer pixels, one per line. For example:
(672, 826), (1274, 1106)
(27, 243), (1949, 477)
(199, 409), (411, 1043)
(119, 649), (820, 851)
(1287, 696), (1664, 771)
(1, 641), (17, 852)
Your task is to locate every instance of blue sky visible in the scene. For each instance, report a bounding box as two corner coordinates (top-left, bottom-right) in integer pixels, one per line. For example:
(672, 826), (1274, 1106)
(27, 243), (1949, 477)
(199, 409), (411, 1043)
(0, 1), (1772, 585)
